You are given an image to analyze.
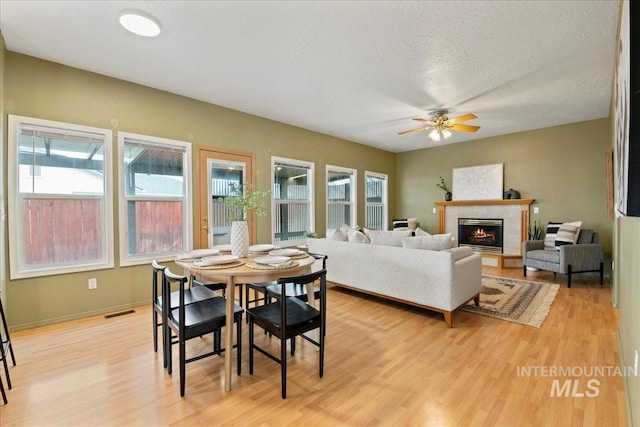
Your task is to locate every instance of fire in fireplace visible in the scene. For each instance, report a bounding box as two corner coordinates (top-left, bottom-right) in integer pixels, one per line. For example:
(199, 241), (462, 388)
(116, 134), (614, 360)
(458, 218), (504, 253)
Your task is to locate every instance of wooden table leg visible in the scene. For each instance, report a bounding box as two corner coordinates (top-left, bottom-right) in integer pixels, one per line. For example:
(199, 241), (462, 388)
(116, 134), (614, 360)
(225, 276), (235, 391)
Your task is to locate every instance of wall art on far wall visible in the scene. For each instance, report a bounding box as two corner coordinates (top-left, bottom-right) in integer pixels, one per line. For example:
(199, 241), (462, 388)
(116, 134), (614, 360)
(452, 163), (503, 201)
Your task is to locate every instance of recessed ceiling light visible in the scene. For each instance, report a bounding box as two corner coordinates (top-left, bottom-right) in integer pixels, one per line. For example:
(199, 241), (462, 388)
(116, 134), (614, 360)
(119, 12), (161, 37)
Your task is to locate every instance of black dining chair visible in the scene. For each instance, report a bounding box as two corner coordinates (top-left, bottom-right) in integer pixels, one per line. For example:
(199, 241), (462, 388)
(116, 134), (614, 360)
(0, 297), (13, 405)
(246, 253), (327, 310)
(246, 268), (327, 399)
(151, 260), (219, 368)
(163, 267), (244, 397)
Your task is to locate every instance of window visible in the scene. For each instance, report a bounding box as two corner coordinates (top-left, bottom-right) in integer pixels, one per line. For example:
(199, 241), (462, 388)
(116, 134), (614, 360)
(272, 157), (314, 246)
(118, 132), (192, 265)
(8, 115), (113, 278)
(326, 165), (356, 229)
(365, 171), (388, 230)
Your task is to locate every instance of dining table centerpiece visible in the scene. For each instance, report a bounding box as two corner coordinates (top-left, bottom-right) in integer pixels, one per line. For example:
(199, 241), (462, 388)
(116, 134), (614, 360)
(222, 183), (268, 257)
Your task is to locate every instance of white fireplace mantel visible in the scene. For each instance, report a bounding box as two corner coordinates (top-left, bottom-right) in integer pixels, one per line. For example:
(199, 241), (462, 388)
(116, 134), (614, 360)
(434, 199), (534, 266)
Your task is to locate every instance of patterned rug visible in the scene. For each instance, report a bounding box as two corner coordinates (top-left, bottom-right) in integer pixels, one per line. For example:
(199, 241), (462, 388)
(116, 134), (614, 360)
(461, 275), (559, 328)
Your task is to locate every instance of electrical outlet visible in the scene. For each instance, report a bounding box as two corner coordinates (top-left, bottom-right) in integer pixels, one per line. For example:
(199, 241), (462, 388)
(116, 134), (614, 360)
(432, 207), (437, 214)
(88, 278), (97, 290)
(635, 350), (638, 376)
(533, 207), (539, 214)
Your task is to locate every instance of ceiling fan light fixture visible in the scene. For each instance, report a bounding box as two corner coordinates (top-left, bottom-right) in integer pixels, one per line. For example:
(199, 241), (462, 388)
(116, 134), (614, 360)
(119, 12), (161, 37)
(442, 129), (452, 139)
(428, 129), (441, 142)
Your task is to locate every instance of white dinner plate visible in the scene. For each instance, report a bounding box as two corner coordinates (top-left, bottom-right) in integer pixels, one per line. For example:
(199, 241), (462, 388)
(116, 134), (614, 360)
(199, 254), (239, 265)
(189, 248), (220, 258)
(213, 244), (232, 252)
(249, 244), (276, 252)
(254, 256), (290, 265)
(269, 248), (301, 257)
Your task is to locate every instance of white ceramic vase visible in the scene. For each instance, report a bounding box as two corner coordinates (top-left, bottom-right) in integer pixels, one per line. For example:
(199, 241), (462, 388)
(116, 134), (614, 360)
(230, 221), (249, 258)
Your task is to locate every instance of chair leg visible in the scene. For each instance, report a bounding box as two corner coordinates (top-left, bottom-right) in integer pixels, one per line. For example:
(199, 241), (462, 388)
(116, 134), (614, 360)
(236, 318), (242, 375)
(567, 265), (572, 288)
(153, 310), (158, 353)
(291, 337), (295, 356)
(281, 333), (287, 399)
(319, 327), (325, 379)
(0, 339), (11, 390)
(600, 262), (604, 286)
(0, 373), (6, 405)
(249, 319), (254, 375)
(167, 328), (173, 375)
(180, 338), (186, 397)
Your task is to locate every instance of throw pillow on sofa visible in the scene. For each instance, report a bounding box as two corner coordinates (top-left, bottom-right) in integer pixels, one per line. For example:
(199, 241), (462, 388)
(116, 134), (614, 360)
(401, 234), (453, 251)
(347, 229), (370, 243)
(326, 228), (348, 241)
(368, 229), (412, 247)
(414, 227), (431, 236)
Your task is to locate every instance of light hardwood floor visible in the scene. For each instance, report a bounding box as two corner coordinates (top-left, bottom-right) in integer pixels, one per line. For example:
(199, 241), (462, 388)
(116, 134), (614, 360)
(0, 267), (627, 426)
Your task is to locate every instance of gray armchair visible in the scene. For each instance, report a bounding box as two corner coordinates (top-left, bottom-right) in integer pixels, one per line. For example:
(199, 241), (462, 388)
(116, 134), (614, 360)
(523, 228), (603, 287)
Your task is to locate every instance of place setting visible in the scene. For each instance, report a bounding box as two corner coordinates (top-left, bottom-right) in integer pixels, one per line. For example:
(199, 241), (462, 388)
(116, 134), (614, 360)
(247, 255), (299, 270)
(175, 247), (244, 269)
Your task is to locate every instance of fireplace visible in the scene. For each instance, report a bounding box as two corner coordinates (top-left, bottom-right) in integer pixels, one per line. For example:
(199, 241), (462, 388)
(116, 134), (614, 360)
(458, 218), (504, 253)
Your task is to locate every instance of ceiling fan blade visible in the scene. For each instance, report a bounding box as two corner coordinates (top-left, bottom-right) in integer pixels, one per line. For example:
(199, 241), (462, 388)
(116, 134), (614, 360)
(449, 113), (478, 124)
(412, 117), (429, 122)
(398, 126), (428, 135)
(450, 124), (480, 132)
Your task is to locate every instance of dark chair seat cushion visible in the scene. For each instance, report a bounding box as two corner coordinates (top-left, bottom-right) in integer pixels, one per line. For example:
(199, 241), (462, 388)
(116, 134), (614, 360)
(156, 285), (218, 309)
(249, 297), (319, 330)
(170, 297), (243, 338)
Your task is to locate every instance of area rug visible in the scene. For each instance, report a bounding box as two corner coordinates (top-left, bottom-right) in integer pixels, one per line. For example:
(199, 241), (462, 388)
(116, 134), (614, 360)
(461, 275), (559, 327)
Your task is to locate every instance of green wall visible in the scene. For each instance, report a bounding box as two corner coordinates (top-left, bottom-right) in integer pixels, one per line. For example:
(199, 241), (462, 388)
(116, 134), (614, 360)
(2, 52), (395, 330)
(395, 119), (613, 254)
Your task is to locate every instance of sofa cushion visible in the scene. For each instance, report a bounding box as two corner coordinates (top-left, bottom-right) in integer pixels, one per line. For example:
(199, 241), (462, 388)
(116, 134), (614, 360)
(369, 229), (412, 247)
(414, 227), (431, 236)
(401, 234), (452, 251)
(543, 222), (562, 250)
(347, 229), (370, 243)
(326, 228), (347, 241)
(555, 221), (582, 247)
(577, 228), (594, 244)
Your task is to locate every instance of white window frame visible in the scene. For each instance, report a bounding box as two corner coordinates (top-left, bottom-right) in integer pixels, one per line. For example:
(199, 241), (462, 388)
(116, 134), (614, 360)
(8, 115), (114, 279)
(365, 171), (388, 230)
(326, 165), (357, 229)
(271, 156), (315, 247)
(118, 132), (193, 266)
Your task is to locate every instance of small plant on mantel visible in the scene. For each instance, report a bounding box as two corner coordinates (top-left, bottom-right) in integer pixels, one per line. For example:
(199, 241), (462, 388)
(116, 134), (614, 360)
(437, 176), (452, 201)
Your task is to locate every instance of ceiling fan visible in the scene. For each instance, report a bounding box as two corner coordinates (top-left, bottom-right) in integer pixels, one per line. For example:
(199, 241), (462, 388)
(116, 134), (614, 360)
(398, 109), (480, 142)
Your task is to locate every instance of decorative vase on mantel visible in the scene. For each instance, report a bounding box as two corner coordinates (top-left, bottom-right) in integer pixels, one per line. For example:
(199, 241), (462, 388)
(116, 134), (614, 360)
(445, 192), (452, 201)
(230, 221), (249, 258)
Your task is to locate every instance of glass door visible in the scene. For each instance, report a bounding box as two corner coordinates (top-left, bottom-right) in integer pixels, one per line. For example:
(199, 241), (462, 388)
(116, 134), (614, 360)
(196, 147), (255, 249)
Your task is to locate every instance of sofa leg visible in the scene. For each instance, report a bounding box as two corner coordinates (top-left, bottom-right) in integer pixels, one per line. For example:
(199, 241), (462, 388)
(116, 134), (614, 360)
(567, 265), (572, 288)
(474, 294), (480, 306)
(599, 262), (604, 286)
(523, 265), (527, 277)
(444, 311), (453, 328)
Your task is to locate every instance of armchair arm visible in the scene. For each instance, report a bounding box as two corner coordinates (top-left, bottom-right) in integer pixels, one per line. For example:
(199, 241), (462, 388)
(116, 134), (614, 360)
(523, 240), (545, 253)
(559, 244), (604, 273)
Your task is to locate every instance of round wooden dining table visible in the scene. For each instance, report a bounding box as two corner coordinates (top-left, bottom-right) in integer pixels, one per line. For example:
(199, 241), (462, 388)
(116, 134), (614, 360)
(175, 254), (316, 391)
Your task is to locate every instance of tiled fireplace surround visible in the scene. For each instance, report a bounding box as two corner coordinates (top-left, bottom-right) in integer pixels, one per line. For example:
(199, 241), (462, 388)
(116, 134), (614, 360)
(434, 199), (534, 268)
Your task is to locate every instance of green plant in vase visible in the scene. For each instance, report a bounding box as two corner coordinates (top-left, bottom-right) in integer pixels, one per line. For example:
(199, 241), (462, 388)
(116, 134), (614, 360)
(437, 176), (452, 201)
(221, 183), (268, 257)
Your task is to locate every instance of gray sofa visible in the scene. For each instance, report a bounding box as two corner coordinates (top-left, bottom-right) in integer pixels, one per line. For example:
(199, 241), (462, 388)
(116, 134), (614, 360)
(522, 228), (604, 287)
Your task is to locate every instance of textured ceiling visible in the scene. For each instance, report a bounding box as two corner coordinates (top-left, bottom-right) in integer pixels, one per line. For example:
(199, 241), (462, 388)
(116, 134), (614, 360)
(0, 1), (620, 153)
